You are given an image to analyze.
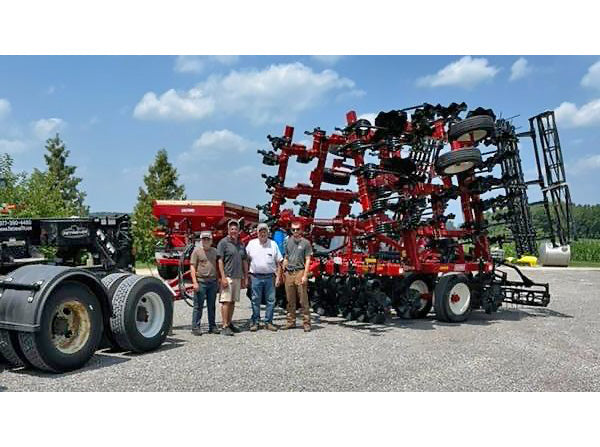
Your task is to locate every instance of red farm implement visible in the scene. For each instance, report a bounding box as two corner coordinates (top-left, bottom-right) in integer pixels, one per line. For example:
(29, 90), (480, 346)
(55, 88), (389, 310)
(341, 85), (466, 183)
(256, 104), (573, 323)
(152, 200), (258, 301)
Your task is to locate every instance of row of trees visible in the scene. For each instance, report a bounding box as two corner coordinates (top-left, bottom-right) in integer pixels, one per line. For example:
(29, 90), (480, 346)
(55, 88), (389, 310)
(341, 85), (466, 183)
(0, 137), (186, 264)
(0, 135), (88, 217)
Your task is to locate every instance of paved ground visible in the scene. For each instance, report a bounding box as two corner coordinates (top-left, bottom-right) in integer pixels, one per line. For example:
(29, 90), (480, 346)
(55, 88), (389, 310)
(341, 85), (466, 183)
(1, 268), (599, 391)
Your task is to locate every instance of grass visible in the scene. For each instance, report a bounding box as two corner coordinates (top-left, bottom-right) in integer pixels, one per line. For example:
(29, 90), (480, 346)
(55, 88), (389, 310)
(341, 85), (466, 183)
(568, 260), (600, 268)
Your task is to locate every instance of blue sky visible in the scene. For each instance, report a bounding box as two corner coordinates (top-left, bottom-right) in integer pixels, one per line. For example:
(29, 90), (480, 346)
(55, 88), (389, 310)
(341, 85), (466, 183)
(1, 55), (599, 214)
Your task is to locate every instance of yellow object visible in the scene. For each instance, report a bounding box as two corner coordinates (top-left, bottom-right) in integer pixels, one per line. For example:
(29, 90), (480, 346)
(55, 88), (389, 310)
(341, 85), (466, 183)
(515, 255), (537, 267)
(506, 256), (515, 263)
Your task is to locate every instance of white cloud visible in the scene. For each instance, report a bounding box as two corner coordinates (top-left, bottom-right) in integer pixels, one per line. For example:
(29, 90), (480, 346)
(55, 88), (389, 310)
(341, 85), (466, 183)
(179, 129), (253, 162)
(311, 55), (345, 65)
(581, 60), (600, 90)
(555, 99), (600, 128)
(0, 98), (11, 120)
(133, 88), (215, 121)
(136, 62), (359, 124)
(31, 118), (66, 139)
(174, 55), (240, 74)
(0, 139), (27, 154)
(509, 57), (532, 81)
(569, 154), (600, 174)
(416, 56), (500, 89)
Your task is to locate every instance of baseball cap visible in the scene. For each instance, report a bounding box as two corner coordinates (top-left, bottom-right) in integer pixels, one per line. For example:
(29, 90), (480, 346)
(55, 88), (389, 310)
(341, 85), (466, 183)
(227, 219), (240, 227)
(200, 231), (212, 239)
(257, 223), (269, 232)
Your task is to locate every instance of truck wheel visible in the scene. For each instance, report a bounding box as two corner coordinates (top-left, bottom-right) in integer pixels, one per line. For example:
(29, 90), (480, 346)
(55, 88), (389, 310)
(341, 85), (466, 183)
(157, 264), (178, 280)
(436, 148), (482, 175)
(434, 274), (472, 323)
(448, 115), (495, 143)
(100, 273), (132, 350)
(110, 275), (173, 353)
(322, 168), (351, 186)
(0, 330), (29, 368)
(17, 281), (104, 373)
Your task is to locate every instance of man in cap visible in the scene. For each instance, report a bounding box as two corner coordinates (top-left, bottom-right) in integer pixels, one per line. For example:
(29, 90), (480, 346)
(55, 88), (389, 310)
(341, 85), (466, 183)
(216, 219), (248, 336)
(246, 223), (283, 332)
(190, 231), (220, 335)
(282, 221), (313, 332)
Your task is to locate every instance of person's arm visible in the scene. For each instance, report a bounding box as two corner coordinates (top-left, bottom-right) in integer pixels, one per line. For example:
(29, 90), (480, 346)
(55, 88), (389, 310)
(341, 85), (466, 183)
(242, 258), (249, 289)
(275, 245), (283, 287)
(301, 242), (312, 285)
(218, 258), (228, 289)
(190, 250), (199, 291)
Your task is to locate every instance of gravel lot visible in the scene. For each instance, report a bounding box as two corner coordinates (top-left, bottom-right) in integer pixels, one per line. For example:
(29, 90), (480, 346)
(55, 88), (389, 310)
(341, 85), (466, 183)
(1, 268), (600, 392)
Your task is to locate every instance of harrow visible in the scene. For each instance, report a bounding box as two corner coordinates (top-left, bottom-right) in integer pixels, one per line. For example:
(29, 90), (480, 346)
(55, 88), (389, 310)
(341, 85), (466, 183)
(257, 103), (573, 323)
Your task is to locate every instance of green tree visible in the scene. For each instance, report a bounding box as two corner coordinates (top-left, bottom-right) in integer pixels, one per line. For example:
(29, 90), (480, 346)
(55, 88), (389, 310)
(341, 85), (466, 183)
(43, 133), (88, 215)
(0, 154), (26, 209)
(14, 169), (69, 218)
(132, 149), (186, 263)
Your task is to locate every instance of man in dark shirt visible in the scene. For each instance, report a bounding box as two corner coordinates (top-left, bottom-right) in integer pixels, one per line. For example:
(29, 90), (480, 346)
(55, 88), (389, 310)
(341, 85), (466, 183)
(282, 221), (313, 332)
(216, 220), (248, 336)
(190, 231), (220, 336)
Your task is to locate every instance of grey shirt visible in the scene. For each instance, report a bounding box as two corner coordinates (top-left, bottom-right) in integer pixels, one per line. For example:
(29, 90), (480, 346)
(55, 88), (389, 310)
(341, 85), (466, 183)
(285, 237), (312, 271)
(216, 236), (247, 279)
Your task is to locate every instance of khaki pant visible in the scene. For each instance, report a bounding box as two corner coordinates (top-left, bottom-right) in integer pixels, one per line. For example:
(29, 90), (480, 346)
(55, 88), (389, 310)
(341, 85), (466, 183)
(284, 270), (310, 326)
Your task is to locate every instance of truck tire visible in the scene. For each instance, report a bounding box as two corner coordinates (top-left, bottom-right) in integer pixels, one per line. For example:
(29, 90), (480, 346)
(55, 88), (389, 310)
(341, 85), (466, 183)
(157, 264), (178, 280)
(322, 168), (351, 186)
(436, 148), (482, 175)
(448, 115), (495, 143)
(100, 272), (132, 350)
(0, 329), (29, 368)
(16, 281), (104, 373)
(434, 274), (472, 323)
(110, 275), (173, 352)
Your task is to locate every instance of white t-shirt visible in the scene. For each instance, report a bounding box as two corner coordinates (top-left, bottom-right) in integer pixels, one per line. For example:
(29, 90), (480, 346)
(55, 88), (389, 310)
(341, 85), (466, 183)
(246, 238), (283, 274)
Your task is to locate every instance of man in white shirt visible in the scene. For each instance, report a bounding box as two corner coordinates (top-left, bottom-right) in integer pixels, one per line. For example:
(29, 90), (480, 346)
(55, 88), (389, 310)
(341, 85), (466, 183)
(246, 223), (283, 331)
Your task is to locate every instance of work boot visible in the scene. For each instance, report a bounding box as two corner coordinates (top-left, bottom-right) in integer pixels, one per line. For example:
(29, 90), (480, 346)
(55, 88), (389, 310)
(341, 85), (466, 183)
(208, 327), (220, 334)
(191, 328), (202, 336)
(229, 323), (241, 333)
(303, 324), (311, 332)
(250, 323), (259, 332)
(265, 323), (278, 332)
(281, 323), (296, 330)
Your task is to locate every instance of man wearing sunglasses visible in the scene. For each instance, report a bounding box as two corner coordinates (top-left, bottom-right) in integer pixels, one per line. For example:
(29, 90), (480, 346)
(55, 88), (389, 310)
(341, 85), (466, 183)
(282, 222), (313, 332)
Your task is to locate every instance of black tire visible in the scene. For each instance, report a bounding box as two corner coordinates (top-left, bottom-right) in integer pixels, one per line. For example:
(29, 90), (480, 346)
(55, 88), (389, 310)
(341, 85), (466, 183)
(17, 281), (104, 373)
(322, 168), (350, 186)
(110, 275), (173, 353)
(436, 148), (482, 176)
(448, 115), (495, 143)
(394, 274), (435, 319)
(157, 264), (178, 280)
(0, 329), (29, 368)
(434, 274), (472, 323)
(100, 273), (132, 349)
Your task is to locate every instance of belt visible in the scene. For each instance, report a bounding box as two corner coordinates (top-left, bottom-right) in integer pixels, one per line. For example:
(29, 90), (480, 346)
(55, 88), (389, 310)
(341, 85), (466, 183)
(250, 272), (275, 277)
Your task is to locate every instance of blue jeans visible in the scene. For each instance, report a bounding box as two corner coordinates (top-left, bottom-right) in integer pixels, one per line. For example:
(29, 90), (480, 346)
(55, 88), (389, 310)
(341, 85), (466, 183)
(192, 279), (217, 329)
(251, 274), (276, 324)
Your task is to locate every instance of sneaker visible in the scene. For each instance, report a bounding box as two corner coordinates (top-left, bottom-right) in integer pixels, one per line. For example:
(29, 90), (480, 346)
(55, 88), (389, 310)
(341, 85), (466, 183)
(208, 327), (220, 334)
(249, 323), (259, 332)
(265, 323), (278, 332)
(303, 325), (311, 332)
(229, 323), (241, 333)
(221, 326), (234, 336)
(191, 328), (202, 336)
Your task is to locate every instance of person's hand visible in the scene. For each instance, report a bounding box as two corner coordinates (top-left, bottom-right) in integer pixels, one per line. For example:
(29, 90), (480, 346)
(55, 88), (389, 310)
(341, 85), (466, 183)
(275, 276), (282, 287)
(192, 282), (199, 292)
(301, 274), (307, 285)
(221, 277), (229, 290)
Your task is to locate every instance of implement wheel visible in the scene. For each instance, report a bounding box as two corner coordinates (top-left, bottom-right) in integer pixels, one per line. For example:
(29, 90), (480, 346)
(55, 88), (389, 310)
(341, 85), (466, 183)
(436, 148), (482, 176)
(434, 274), (472, 323)
(395, 274), (435, 319)
(448, 115), (495, 143)
(17, 281), (104, 373)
